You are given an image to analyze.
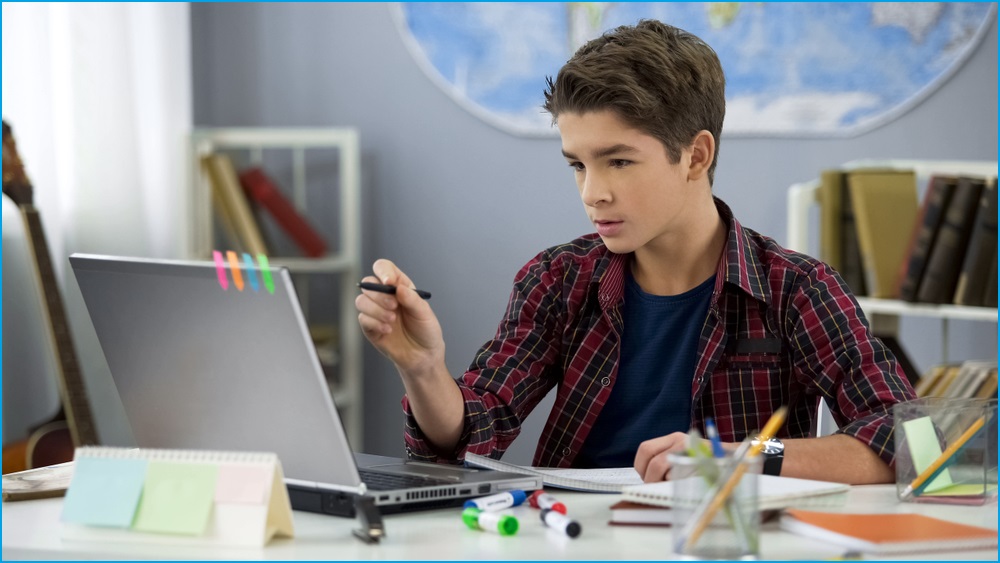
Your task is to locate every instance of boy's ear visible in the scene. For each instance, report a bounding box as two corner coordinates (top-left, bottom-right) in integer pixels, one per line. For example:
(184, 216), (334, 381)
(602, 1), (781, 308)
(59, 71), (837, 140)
(687, 130), (715, 182)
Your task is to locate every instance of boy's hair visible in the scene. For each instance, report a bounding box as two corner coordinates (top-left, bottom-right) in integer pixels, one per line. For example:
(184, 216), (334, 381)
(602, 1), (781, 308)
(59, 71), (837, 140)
(543, 19), (726, 185)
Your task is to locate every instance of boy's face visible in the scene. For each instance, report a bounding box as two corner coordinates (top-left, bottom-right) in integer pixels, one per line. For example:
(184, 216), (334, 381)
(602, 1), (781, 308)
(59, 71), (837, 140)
(558, 110), (699, 256)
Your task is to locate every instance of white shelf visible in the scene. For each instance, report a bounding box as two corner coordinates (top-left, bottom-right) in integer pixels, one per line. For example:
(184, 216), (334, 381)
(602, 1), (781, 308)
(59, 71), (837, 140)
(856, 298), (998, 323)
(189, 127), (364, 448)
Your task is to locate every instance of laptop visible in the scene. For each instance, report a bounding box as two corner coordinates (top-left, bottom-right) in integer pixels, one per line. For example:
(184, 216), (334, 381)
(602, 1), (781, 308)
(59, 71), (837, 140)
(69, 253), (542, 517)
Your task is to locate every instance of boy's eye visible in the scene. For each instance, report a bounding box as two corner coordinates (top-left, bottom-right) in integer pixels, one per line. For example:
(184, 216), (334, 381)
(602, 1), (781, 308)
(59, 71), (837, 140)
(610, 159), (630, 168)
(568, 161), (585, 171)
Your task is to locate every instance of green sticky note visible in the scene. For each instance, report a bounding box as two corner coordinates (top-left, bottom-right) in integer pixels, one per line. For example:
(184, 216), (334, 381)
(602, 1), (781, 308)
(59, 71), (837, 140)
(902, 416), (953, 492)
(132, 461), (218, 536)
(61, 457), (147, 528)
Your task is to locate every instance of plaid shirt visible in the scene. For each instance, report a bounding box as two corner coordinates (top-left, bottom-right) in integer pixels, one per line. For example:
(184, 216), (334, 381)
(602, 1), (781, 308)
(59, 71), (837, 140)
(403, 199), (915, 468)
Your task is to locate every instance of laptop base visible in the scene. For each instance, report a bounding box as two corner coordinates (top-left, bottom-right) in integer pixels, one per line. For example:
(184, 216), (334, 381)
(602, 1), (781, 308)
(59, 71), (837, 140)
(287, 484), (467, 518)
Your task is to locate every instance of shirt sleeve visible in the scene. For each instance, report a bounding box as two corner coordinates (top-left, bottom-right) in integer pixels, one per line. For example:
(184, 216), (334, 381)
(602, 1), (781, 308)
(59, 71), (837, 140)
(402, 251), (567, 463)
(786, 262), (917, 466)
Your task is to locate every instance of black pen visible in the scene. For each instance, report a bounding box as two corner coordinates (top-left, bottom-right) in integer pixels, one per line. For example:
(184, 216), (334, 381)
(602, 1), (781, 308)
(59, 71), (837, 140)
(357, 282), (432, 300)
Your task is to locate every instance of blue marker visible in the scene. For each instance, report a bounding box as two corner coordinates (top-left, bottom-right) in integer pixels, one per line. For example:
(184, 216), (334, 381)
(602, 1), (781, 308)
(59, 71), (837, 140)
(705, 418), (725, 458)
(463, 490), (527, 512)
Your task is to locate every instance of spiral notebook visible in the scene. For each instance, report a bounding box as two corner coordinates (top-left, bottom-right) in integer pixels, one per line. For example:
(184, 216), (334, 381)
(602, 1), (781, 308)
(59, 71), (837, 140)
(61, 446), (294, 547)
(621, 474), (849, 511)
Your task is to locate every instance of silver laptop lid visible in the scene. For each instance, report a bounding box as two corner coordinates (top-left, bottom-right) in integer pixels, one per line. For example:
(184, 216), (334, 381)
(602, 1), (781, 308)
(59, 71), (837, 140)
(69, 253), (362, 490)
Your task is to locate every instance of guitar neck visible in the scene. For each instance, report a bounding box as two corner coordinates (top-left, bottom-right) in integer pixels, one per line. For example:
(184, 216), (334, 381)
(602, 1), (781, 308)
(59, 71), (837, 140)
(21, 206), (99, 446)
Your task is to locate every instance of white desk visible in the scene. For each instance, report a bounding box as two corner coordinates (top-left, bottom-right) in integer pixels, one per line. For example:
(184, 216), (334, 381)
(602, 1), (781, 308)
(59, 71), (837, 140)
(3, 486), (997, 560)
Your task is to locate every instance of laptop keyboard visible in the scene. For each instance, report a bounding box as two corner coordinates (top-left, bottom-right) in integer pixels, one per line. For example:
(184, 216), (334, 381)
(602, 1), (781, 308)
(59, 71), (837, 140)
(359, 469), (453, 491)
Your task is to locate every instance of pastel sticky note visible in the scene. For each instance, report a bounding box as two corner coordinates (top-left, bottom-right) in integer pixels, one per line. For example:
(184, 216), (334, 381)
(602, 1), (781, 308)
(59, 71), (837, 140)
(241, 253), (260, 292)
(212, 250), (229, 290)
(902, 416), (954, 492)
(257, 254), (275, 294)
(214, 464), (272, 504)
(61, 457), (147, 528)
(225, 251), (245, 291)
(132, 461), (218, 536)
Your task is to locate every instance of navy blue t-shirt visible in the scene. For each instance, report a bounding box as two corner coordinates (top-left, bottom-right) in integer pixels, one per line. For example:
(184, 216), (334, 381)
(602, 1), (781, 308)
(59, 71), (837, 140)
(575, 272), (715, 468)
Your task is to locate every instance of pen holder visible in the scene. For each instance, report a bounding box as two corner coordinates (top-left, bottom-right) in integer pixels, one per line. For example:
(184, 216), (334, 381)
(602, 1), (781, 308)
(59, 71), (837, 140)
(668, 452), (762, 560)
(893, 398), (998, 505)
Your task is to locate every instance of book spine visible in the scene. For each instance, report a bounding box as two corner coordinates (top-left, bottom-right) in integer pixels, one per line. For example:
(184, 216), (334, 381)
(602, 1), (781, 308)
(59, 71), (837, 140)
(953, 178), (997, 306)
(238, 168), (328, 258)
(840, 180), (868, 296)
(897, 176), (956, 302)
(917, 177), (985, 304)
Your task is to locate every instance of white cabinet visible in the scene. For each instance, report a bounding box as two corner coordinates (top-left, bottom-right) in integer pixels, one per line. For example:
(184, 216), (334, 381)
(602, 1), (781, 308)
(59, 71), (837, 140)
(189, 128), (363, 447)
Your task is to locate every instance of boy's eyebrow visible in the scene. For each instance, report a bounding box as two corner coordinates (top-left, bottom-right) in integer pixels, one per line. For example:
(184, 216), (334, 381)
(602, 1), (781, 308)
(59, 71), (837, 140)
(561, 143), (639, 160)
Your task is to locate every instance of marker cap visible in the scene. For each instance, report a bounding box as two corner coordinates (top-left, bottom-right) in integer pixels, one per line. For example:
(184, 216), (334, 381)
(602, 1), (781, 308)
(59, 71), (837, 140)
(462, 507), (519, 536)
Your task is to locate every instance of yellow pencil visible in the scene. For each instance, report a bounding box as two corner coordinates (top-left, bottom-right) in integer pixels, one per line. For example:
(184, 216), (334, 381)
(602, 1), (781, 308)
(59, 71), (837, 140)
(900, 415), (987, 499)
(682, 406), (788, 551)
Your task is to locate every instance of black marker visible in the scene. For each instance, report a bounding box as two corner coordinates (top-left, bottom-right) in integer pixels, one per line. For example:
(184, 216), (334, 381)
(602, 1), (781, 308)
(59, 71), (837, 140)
(357, 282), (432, 300)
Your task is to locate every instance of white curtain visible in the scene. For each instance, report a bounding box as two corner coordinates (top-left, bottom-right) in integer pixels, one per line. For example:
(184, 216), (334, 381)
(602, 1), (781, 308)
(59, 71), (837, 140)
(2, 2), (191, 445)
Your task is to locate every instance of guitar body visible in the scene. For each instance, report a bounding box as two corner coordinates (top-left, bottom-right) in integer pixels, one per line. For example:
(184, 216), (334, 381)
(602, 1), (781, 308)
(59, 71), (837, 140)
(2, 121), (98, 473)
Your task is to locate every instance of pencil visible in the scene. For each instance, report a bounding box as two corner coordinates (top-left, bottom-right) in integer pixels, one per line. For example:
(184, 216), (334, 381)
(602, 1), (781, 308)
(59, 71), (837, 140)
(678, 406), (788, 552)
(357, 282), (432, 300)
(900, 415), (987, 499)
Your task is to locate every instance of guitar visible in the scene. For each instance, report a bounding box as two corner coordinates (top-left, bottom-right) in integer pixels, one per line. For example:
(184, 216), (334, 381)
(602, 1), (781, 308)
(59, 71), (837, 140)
(2, 120), (98, 473)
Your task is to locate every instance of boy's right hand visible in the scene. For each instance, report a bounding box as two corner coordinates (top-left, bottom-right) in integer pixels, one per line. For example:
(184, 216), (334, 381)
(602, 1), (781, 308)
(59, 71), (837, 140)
(355, 259), (445, 377)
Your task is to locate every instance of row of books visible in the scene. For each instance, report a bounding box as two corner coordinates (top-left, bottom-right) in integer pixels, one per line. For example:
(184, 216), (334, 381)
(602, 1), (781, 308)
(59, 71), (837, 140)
(913, 360), (998, 400)
(819, 169), (997, 307)
(200, 153), (329, 259)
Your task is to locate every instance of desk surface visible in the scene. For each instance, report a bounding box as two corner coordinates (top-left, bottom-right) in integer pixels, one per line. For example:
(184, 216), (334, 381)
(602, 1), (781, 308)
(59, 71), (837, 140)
(3, 485), (997, 560)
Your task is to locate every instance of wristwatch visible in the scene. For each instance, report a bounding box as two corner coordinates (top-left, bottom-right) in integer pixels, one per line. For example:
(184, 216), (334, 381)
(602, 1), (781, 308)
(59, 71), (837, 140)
(752, 436), (784, 476)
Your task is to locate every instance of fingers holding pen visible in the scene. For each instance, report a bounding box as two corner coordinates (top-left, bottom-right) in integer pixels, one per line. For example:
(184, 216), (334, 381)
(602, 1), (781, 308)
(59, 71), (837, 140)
(634, 432), (689, 482)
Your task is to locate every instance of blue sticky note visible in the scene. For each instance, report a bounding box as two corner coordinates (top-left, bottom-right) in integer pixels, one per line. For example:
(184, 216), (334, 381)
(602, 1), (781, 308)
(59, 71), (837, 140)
(61, 457), (147, 528)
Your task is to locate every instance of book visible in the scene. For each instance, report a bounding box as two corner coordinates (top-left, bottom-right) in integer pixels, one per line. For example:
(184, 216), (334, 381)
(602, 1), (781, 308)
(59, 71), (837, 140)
(914, 364), (949, 397)
(953, 177), (998, 306)
(896, 175), (957, 302)
(1, 460), (74, 501)
(917, 176), (985, 304)
(780, 509), (998, 554)
(61, 446), (294, 547)
(973, 368), (999, 399)
(819, 170), (867, 296)
(463, 452), (643, 493)
(621, 474), (849, 511)
(847, 170), (918, 298)
(609, 499), (672, 526)
(238, 167), (329, 258)
(202, 154), (269, 256)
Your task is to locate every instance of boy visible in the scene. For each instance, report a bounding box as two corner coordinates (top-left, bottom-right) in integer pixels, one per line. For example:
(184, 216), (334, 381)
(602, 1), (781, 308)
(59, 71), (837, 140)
(356, 20), (914, 484)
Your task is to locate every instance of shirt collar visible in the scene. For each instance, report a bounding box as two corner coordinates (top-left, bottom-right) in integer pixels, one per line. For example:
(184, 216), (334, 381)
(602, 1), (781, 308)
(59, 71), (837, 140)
(597, 197), (770, 309)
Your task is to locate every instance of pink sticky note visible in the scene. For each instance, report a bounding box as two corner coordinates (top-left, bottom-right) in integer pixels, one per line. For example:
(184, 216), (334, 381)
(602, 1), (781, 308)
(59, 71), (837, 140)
(213, 464), (272, 504)
(212, 251), (229, 290)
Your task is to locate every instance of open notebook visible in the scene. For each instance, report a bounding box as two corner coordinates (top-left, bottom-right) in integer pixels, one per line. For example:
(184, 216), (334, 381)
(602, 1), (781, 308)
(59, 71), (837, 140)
(621, 474), (849, 511)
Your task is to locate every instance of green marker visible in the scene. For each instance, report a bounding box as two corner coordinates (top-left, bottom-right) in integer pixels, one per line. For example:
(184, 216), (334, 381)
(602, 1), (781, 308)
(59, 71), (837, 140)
(462, 507), (518, 536)
(256, 254), (275, 294)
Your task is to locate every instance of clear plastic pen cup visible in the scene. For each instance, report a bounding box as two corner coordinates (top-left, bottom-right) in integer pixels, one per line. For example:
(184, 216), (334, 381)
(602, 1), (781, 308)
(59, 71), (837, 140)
(668, 452), (762, 560)
(893, 398), (998, 505)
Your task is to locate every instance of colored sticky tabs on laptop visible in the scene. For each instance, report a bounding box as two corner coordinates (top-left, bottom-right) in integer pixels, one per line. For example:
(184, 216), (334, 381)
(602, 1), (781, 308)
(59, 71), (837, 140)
(132, 461), (219, 536)
(61, 457), (147, 528)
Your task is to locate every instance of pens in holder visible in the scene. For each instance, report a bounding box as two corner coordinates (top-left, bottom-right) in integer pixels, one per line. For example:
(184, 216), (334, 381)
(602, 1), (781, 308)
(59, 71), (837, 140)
(901, 414), (987, 500)
(357, 282), (432, 300)
(675, 406), (788, 554)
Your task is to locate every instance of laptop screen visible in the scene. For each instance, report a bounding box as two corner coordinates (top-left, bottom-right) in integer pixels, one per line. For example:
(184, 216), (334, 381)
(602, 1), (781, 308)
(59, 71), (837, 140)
(70, 253), (362, 490)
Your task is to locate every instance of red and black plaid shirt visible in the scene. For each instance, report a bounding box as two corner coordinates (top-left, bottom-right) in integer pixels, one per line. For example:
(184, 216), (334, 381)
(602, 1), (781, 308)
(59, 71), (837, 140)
(403, 199), (915, 468)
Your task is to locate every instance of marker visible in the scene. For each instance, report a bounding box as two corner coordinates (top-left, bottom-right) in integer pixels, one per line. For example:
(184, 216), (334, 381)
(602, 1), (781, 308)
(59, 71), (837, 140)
(540, 508), (581, 538)
(358, 282), (432, 300)
(463, 490), (526, 511)
(462, 507), (518, 535)
(528, 490), (567, 514)
(705, 417), (725, 458)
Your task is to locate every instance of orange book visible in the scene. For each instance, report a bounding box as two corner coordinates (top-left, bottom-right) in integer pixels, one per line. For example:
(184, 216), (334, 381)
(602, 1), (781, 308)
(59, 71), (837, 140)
(780, 509), (997, 554)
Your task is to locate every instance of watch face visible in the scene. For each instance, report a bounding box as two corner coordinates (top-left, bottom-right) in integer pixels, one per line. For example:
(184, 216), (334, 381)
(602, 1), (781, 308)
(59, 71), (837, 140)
(758, 438), (784, 456)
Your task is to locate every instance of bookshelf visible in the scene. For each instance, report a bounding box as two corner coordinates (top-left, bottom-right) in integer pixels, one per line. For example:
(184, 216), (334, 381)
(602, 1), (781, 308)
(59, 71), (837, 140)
(787, 160), (998, 436)
(189, 127), (363, 448)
